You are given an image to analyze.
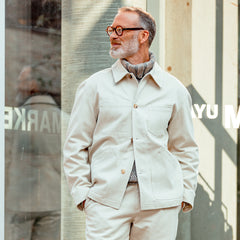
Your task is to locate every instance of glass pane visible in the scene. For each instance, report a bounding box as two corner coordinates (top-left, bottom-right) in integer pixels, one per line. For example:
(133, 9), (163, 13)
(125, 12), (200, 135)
(61, 1), (146, 239)
(4, 0), (61, 239)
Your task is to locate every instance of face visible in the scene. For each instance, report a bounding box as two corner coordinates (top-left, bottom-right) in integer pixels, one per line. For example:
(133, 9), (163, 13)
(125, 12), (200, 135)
(109, 12), (141, 59)
(15, 67), (39, 105)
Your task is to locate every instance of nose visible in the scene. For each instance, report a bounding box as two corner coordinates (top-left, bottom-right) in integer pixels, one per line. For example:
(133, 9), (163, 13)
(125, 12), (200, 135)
(109, 30), (118, 40)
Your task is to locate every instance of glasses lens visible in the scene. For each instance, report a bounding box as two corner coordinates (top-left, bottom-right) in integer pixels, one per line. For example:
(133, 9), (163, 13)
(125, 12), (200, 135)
(106, 26), (113, 36)
(116, 26), (123, 36)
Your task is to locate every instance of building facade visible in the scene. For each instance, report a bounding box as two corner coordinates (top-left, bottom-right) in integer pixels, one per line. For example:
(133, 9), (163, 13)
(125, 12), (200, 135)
(1, 0), (239, 239)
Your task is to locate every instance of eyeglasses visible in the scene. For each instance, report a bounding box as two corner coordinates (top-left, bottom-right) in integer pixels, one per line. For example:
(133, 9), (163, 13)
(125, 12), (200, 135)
(106, 25), (144, 36)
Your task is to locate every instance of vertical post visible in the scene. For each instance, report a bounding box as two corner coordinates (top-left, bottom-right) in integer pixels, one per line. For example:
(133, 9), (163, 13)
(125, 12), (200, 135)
(146, 0), (161, 62)
(164, 0), (193, 237)
(0, 0), (5, 239)
(164, 0), (192, 87)
(238, 1), (240, 238)
(220, 0), (238, 238)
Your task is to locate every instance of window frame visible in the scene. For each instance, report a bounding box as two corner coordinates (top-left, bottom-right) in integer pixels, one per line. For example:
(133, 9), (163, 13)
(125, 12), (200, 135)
(0, 0), (5, 239)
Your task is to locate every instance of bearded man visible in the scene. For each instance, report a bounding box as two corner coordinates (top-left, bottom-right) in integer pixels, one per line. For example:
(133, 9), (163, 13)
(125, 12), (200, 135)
(64, 7), (199, 240)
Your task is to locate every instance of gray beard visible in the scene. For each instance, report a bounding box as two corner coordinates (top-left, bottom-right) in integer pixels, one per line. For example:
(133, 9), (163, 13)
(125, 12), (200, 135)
(109, 50), (126, 59)
(109, 35), (139, 59)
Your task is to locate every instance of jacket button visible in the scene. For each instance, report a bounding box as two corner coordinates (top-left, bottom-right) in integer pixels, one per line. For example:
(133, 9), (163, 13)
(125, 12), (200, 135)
(133, 104), (138, 108)
(121, 169), (126, 174)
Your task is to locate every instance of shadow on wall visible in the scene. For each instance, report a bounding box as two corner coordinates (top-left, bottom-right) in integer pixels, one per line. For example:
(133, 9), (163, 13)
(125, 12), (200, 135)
(191, 183), (233, 240)
(177, 183), (233, 240)
(184, 81), (236, 240)
(177, 82), (235, 240)
(178, 0), (236, 238)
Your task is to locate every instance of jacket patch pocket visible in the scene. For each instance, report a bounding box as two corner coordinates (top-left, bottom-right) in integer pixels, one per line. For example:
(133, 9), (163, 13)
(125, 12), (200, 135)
(146, 105), (172, 136)
(98, 100), (131, 136)
(151, 147), (183, 199)
(90, 149), (117, 193)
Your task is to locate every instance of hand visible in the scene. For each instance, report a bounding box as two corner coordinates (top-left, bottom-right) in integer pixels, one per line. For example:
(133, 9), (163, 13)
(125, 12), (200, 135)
(77, 200), (86, 210)
(181, 201), (192, 212)
(82, 200), (86, 208)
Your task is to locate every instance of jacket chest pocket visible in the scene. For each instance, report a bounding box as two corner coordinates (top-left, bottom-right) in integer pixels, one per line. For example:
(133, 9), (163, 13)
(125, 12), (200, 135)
(146, 105), (173, 136)
(97, 100), (131, 136)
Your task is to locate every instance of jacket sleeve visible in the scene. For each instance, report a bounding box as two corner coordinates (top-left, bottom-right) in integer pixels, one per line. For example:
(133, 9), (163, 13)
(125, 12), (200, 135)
(167, 87), (199, 212)
(63, 79), (98, 207)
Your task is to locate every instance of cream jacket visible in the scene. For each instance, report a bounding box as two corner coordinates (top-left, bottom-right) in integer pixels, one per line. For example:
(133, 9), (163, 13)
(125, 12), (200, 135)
(63, 60), (199, 211)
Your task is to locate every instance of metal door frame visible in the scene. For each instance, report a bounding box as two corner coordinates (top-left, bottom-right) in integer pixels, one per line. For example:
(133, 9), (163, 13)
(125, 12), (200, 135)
(0, 0), (5, 238)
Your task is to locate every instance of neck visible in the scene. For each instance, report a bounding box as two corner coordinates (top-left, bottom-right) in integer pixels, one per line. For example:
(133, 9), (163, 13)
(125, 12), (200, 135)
(124, 47), (150, 65)
(121, 52), (155, 81)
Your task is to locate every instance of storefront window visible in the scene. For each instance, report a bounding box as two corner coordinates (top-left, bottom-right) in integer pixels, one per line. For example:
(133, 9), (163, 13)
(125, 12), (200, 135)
(4, 0), (61, 239)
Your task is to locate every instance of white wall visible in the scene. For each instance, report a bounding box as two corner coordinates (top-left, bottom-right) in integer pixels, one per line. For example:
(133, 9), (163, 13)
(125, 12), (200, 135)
(148, 1), (238, 239)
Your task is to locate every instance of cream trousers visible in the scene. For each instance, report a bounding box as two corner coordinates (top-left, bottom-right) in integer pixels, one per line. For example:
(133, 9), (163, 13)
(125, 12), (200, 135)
(84, 184), (181, 240)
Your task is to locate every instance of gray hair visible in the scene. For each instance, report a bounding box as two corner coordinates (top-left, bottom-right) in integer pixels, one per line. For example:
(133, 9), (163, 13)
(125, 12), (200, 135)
(118, 7), (156, 47)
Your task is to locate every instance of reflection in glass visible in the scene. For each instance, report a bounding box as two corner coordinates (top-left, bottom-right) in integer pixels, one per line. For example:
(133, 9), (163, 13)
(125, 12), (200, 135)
(5, 0), (61, 239)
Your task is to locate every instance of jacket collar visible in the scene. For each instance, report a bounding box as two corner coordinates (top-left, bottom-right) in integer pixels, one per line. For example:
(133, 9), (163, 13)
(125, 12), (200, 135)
(146, 62), (165, 88)
(22, 95), (57, 106)
(111, 60), (129, 83)
(111, 59), (165, 88)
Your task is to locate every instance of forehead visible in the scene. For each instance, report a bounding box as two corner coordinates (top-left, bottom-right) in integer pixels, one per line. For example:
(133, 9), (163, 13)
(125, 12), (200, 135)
(112, 11), (140, 27)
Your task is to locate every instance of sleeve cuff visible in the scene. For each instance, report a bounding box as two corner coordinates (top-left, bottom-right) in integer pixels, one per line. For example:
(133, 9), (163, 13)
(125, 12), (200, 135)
(182, 188), (195, 212)
(71, 186), (90, 207)
(182, 202), (192, 212)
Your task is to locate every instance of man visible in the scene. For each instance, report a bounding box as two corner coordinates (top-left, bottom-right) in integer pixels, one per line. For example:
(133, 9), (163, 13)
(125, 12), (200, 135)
(6, 65), (61, 240)
(64, 7), (199, 240)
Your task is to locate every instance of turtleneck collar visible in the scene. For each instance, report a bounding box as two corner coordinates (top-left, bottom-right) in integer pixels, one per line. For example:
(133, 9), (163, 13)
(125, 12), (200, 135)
(120, 52), (155, 81)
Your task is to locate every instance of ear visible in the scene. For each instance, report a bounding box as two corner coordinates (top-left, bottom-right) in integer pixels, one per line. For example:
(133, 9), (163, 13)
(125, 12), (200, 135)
(139, 30), (149, 45)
